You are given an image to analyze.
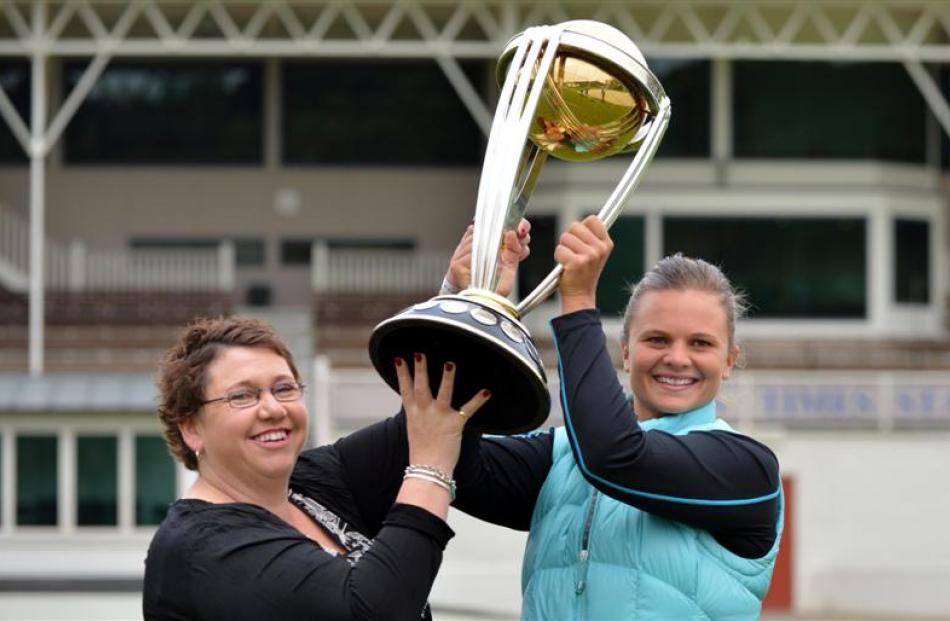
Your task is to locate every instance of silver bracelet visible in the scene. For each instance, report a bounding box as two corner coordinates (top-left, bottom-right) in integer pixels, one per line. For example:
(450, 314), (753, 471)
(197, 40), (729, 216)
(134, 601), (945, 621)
(404, 473), (456, 501)
(439, 276), (462, 296)
(405, 465), (457, 501)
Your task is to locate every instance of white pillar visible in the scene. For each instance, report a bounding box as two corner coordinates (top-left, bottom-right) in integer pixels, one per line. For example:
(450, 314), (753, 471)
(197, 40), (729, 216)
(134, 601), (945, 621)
(218, 239), (235, 291)
(311, 240), (330, 291)
(312, 355), (334, 446)
(28, 1), (47, 376)
(59, 427), (75, 534)
(67, 239), (85, 291)
(711, 57), (732, 185)
(868, 203), (890, 335)
(1, 428), (14, 533)
(644, 207), (662, 269)
(118, 428), (134, 534)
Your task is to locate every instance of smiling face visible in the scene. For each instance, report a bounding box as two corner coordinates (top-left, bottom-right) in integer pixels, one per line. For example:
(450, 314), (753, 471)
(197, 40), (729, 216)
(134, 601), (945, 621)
(180, 345), (308, 489)
(622, 289), (737, 421)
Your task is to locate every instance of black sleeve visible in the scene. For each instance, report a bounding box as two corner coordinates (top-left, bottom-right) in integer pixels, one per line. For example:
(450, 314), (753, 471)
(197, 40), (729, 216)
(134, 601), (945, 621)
(296, 413), (411, 535)
(298, 409), (554, 534)
(144, 502), (452, 621)
(552, 309), (781, 558)
(451, 428), (554, 531)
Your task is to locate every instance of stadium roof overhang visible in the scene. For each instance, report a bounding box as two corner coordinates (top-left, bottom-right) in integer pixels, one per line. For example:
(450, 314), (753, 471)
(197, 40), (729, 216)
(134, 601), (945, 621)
(2, 0), (949, 375)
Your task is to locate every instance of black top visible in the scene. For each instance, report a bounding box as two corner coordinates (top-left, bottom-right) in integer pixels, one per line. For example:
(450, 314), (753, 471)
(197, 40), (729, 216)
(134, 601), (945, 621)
(142, 430), (453, 621)
(452, 310), (781, 558)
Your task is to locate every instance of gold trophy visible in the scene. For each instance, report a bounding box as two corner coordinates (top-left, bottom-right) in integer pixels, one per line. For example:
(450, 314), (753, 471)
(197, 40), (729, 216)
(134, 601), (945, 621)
(369, 20), (670, 434)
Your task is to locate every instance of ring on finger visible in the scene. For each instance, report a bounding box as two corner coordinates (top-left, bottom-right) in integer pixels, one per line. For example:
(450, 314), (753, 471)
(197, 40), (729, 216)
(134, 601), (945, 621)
(458, 409), (467, 419)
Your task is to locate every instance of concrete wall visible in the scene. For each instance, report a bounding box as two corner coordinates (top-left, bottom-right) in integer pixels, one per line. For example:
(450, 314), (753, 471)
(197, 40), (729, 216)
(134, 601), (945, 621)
(771, 431), (950, 617)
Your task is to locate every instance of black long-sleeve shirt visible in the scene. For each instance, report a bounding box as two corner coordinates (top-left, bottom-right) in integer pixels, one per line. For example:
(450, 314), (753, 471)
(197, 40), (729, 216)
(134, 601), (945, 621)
(453, 310), (781, 558)
(143, 426), (452, 621)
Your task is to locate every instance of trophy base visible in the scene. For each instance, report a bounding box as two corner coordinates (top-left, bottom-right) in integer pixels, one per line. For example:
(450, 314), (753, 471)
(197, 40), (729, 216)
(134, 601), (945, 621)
(368, 294), (550, 435)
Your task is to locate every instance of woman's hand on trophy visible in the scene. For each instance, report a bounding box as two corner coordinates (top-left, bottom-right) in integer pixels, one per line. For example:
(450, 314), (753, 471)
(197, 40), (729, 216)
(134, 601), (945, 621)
(395, 353), (491, 476)
(555, 215), (613, 314)
(443, 219), (531, 298)
(498, 219), (531, 297)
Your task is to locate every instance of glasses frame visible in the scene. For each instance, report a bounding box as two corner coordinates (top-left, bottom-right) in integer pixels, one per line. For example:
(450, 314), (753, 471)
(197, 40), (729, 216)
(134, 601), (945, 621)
(201, 381), (306, 410)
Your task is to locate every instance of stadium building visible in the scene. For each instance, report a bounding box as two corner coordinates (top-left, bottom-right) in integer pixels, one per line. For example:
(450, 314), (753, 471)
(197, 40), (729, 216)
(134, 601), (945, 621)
(0, 1), (949, 618)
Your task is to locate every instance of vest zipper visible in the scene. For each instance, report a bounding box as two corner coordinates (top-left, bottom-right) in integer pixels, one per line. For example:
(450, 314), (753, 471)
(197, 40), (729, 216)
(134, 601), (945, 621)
(575, 490), (599, 596)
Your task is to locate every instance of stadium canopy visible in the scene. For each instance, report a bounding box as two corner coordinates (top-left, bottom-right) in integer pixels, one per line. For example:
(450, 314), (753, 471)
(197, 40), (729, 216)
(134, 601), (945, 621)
(2, 0), (950, 375)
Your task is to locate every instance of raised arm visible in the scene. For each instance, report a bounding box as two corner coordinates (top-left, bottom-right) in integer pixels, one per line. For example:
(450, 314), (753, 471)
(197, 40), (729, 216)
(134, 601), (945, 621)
(553, 310), (780, 557)
(553, 216), (780, 558)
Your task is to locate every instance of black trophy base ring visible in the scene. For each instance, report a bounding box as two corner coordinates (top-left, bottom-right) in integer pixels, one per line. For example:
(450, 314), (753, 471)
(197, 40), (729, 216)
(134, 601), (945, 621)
(368, 295), (550, 435)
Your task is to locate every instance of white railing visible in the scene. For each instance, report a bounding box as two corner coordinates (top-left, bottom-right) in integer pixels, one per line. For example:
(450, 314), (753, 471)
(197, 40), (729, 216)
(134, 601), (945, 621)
(0, 207), (29, 290)
(311, 241), (450, 293)
(310, 359), (950, 444)
(0, 205), (234, 292)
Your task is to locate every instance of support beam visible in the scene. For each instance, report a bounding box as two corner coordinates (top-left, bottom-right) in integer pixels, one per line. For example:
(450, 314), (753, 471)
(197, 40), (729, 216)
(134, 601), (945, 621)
(0, 1), (949, 62)
(0, 81), (30, 155)
(903, 59), (950, 141)
(43, 52), (110, 153)
(28, 0), (47, 376)
(434, 54), (492, 136)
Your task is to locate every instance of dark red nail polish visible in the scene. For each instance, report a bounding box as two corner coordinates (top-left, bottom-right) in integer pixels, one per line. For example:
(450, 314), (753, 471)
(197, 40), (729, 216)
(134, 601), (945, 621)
(395, 358), (403, 367)
(445, 362), (455, 372)
(414, 352), (423, 362)
(482, 389), (492, 398)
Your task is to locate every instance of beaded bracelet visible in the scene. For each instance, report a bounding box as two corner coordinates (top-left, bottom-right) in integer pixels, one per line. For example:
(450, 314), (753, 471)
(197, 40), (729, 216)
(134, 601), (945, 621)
(405, 464), (457, 501)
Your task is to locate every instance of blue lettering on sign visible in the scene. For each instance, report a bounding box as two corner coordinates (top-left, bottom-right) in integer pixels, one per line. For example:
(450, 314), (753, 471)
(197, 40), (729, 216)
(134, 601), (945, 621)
(895, 386), (944, 418)
(757, 386), (878, 419)
(752, 382), (950, 421)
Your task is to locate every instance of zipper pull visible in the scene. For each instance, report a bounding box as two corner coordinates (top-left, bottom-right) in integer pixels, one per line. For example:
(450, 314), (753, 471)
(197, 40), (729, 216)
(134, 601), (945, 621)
(575, 548), (589, 594)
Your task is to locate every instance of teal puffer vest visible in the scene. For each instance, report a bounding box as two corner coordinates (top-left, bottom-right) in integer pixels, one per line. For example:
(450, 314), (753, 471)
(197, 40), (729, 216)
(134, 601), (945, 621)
(521, 402), (783, 621)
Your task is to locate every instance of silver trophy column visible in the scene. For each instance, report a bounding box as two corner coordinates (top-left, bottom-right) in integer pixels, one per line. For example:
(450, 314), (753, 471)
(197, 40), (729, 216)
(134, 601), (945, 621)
(370, 20), (671, 434)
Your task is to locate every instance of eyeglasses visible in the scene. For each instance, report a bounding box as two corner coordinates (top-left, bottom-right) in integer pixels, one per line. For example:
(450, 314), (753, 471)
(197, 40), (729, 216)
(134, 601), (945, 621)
(201, 381), (306, 410)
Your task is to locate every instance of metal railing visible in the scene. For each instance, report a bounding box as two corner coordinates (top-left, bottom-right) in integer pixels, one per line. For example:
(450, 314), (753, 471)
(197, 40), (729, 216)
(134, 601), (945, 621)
(0, 206), (234, 292)
(311, 241), (450, 293)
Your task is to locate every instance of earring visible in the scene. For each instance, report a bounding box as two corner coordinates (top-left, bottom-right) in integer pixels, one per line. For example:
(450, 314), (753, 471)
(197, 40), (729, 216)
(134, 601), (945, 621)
(195, 448), (201, 460)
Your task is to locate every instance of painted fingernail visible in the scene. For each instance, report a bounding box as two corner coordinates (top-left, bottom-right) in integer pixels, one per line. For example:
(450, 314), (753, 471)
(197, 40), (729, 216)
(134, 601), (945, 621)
(395, 357), (403, 367)
(482, 389), (492, 398)
(445, 362), (455, 372)
(414, 352), (423, 362)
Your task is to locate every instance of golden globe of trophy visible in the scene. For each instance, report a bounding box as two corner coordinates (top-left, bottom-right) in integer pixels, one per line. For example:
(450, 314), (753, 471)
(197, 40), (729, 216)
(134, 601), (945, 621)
(369, 20), (671, 434)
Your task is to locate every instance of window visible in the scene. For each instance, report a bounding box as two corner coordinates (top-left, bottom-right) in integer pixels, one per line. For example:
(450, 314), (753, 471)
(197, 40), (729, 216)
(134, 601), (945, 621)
(0, 61), (29, 163)
(597, 216), (645, 317)
(734, 61), (925, 162)
(280, 239), (312, 266)
(649, 59), (710, 158)
(76, 435), (118, 526)
(284, 237), (414, 266)
(283, 60), (486, 165)
(17, 435), (58, 526)
(135, 435), (176, 526)
(131, 237), (265, 267)
(895, 219), (930, 304)
(64, 61), (263, 164)
(664, 217), (866, 318)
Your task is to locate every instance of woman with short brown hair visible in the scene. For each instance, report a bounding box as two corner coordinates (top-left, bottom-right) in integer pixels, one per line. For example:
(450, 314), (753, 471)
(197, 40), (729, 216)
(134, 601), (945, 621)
(143, 315), (492, 620)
